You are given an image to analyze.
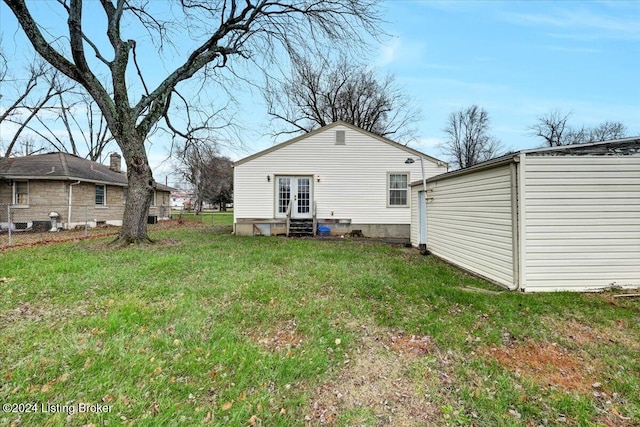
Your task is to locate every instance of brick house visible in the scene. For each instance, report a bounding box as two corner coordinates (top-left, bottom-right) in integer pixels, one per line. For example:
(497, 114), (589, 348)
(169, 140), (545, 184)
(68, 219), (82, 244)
(0, 152), (173, 230)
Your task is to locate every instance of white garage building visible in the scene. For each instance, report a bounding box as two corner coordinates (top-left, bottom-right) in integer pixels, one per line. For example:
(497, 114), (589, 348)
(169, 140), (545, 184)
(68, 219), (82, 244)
(410, 138), (640, 292)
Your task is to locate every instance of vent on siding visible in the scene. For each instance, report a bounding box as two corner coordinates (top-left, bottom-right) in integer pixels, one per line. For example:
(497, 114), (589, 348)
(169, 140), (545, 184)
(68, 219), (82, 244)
(335, 130), (346, 145)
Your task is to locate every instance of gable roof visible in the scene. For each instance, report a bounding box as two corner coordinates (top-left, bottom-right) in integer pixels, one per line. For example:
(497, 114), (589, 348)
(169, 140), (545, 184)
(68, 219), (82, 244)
(234, 121), (446, 167)
(0, 152), (174, 191)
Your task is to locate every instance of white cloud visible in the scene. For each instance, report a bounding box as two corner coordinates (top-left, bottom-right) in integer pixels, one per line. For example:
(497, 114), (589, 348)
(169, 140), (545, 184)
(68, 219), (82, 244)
(501, 6), (640, 41)
(377, 37), (401, 67)
(375, 35), (432, 70)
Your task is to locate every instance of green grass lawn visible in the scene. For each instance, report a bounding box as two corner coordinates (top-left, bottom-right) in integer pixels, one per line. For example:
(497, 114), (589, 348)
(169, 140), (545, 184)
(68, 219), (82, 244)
(1, 224), (638, 426)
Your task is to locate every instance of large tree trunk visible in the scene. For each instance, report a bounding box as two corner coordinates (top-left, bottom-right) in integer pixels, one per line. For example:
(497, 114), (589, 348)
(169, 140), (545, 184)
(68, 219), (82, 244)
(113, 139), (155, 246)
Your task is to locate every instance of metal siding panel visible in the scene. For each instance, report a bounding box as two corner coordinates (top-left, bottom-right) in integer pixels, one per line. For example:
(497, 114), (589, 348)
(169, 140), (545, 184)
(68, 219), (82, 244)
(523, 156), (640, 292)
(427, 164), (514, 287)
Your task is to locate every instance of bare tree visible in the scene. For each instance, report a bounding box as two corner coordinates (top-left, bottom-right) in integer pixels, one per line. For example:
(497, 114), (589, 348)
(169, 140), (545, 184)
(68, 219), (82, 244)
(32, 91), (115, 161)
(0, 51), (75, 157)
(530, 110), (629, 147)
(587, 121), (628, 142)
(266, 56), (420, 143)
(3, 0), (382, 244)
(529, 110), (571, 147)
(440, 105), (502, 170)
(179, 144), (232, 213)
(1, 45), (114, 159)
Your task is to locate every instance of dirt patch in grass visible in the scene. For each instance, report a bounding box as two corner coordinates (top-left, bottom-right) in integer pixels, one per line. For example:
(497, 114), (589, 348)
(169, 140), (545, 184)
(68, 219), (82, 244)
(388, 333), (435, 356)
(0, 228), (120, 251)
(0, 301), (93, 327)
(248, 319), (304, 353)
(485, 341), (599, 394)
(306, 325), (445, 426)
(563, 318), (609, 346)
(557, 317), (640, 352)
(0, 220), (203, 251)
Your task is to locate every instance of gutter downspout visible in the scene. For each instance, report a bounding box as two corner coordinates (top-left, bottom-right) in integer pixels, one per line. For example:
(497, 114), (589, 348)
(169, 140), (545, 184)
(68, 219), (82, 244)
(68, 181), (81, 229)
(419, 157), (429, 254)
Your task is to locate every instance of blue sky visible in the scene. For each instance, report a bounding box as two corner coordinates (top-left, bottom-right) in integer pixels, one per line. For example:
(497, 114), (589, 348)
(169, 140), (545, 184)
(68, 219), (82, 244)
(223, 0), (640, 168)
(1, 1), (639, 184)
(370, 0), (640, 157)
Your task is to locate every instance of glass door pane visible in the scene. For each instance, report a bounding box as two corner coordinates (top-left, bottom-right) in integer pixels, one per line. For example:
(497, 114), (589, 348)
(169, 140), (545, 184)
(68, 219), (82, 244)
(297, 178), (310, 214)
(277, 177), (291, 214)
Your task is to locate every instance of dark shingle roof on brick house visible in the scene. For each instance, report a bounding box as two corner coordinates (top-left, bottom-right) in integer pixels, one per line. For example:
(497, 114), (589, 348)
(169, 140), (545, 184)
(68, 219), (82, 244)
(0, 152), (174, 192)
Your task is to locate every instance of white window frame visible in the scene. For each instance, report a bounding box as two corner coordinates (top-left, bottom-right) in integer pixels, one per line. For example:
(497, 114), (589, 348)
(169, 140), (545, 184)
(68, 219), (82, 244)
(95, 184), (106, 206)
(387, 172), (409, 207)
(13, 180), (29, 205)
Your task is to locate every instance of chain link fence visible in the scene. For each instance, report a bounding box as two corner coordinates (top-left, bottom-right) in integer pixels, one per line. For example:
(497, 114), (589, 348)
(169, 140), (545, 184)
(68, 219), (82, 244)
(173, 209), (233, 226)
(0, 203), (172, 248)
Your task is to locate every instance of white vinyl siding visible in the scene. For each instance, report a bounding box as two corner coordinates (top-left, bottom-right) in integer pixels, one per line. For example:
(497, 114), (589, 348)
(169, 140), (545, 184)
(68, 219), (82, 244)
(426, 164), (514, 287)
(234, 124), (447, 225)
(522, 156), (640, 292)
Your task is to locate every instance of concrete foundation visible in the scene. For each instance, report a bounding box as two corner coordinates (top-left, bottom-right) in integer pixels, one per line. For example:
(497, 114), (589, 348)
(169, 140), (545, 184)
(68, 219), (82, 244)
(234, 219), (410, 239)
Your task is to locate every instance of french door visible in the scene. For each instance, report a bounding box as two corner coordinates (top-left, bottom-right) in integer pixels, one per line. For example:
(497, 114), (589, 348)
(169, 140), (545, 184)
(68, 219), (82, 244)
(276, 176), (312, 219)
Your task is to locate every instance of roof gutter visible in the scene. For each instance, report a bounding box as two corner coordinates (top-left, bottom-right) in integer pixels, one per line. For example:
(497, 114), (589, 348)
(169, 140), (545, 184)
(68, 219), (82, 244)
(411, 153), (520, 187)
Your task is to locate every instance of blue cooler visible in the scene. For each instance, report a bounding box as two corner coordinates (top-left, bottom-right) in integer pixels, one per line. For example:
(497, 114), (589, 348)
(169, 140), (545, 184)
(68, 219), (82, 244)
(317, 225), (330, 237)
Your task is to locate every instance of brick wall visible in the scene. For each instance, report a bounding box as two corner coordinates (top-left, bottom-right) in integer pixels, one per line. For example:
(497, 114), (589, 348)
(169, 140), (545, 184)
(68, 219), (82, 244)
(9, 181), (69, 224)
(2, 180), (172, 227)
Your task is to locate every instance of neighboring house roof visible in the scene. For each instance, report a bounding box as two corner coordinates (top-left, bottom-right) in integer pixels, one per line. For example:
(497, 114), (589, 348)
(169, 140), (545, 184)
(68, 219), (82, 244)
(233, 120), (447, 167)
(0, 152), (175, 192)
(171, 192), (192, 198)
(410, 136), (640, 186)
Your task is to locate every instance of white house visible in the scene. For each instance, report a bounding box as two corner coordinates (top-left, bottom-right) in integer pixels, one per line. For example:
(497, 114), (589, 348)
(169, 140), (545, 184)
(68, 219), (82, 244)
(410, 138), (640, 293)
(170, 192), (192, 210)
(234, 121), (448, 238)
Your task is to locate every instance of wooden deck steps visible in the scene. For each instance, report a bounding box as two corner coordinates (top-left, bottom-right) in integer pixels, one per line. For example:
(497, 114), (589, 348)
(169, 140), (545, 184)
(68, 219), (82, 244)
(287, 219), (314, 236)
